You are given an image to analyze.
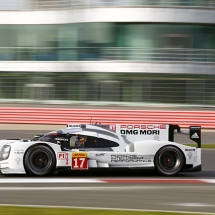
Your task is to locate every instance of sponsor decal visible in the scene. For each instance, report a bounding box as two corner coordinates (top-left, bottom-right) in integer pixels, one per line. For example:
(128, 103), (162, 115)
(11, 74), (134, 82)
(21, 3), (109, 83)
(120, 124), (166, 135)
(120, 125), (166, 129)
(57, 152), (69, 165)
(14, 150), (24, 155)
(188, 152), (192, 160)
(15, 157), (20, 165)
(55, 138), (68, 141)
(111, 154), (152, 163)
(71, 152), (88, 170)
(66, 153), (69, 165)
(121, 130), (160, 135)
(67, 124), (81, 128)
(72, 152), (88, 158)
(191, 133), (199, 139)
(110, 125), (116, 131)
(190, 126), (201, 129)
(95, 153), (105, 157)
(185, 149), (195, 151)
(57, 152), (66, 160)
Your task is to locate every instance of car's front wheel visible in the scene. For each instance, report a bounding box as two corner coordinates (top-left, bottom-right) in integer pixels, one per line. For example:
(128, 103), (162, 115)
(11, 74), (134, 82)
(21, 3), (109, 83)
(154, 146), (184, 176)
(24, 145), (56, 176)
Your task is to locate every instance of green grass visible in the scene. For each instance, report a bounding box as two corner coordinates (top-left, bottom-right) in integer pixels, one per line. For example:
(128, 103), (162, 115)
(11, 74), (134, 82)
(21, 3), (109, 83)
(0, 206), (212, 215)
(185, 144), (215, 149)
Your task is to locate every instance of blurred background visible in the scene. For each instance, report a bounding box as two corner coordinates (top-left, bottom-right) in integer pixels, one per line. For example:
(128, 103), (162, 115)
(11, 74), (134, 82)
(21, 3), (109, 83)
(0, 0), (215, 108)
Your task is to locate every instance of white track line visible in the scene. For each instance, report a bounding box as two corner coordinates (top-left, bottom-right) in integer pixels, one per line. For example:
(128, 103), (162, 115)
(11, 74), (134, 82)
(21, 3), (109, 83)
(171, 203), (215, 207)
(0, 178), (105, 183)
(0, 204), (215, 215)
(0, 186), (166, 191)
(201, 179), (215, 183)
(0, 178), (215, 184)
(0, 185), (213, 191)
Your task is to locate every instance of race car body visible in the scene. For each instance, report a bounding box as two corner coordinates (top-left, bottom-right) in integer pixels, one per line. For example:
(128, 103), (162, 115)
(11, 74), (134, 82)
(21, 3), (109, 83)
(0, 124), (201, 176)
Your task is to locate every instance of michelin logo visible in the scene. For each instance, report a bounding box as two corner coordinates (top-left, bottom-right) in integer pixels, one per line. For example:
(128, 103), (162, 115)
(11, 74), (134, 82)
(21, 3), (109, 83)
(191, 132), (199, 138)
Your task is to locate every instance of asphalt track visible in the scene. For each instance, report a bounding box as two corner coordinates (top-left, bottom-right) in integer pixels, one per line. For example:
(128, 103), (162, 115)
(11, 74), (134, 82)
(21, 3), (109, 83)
(0, 129), (215, 213)
(0, 183), (215, 213)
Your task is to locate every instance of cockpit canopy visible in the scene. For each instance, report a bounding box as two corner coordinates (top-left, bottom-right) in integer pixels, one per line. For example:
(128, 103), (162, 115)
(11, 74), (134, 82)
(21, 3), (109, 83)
(34, 130), (119, 149)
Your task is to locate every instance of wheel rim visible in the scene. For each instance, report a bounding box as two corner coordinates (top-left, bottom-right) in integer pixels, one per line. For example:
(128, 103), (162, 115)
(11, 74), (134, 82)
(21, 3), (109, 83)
(29, 149), (52, 173)
(158, 150), (181, 172)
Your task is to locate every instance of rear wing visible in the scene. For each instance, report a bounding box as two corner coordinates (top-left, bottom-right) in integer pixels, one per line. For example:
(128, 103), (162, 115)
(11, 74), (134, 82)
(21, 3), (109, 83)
(169, 124), (201, 148)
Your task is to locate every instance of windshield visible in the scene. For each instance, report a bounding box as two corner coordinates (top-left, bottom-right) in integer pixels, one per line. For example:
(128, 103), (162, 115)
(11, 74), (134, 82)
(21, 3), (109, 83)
(37, 132), (58, 143)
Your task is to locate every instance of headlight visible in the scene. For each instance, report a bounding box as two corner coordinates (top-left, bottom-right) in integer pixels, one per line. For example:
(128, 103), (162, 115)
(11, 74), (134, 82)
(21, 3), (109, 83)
(1, 145), (11, 160)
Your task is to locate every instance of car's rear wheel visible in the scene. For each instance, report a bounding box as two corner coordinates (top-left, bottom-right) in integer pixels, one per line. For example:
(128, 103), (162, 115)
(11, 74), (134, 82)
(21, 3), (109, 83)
(154, 146), (184, 176)
(24, 145), (56, 176)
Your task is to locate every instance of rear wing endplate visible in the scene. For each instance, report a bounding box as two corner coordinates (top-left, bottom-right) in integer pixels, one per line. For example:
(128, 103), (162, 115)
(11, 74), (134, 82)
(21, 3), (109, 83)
(189, 126), (201, 148)
(169, 124), (201, 148)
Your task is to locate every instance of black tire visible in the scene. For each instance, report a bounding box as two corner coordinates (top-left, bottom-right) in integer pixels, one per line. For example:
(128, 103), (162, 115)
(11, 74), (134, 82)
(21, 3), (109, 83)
(24, 145), (56, 176)
(154, 146), (184, 176)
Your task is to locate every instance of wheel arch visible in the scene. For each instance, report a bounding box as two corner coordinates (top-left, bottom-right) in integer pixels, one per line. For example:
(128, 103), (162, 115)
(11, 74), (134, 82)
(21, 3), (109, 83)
(153, 144), (186, 171)
(23, 142), (57, 175)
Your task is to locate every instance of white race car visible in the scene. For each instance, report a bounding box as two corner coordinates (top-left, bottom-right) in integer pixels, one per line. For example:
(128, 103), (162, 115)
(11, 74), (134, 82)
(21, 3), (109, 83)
(0, 123), (201, 176)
